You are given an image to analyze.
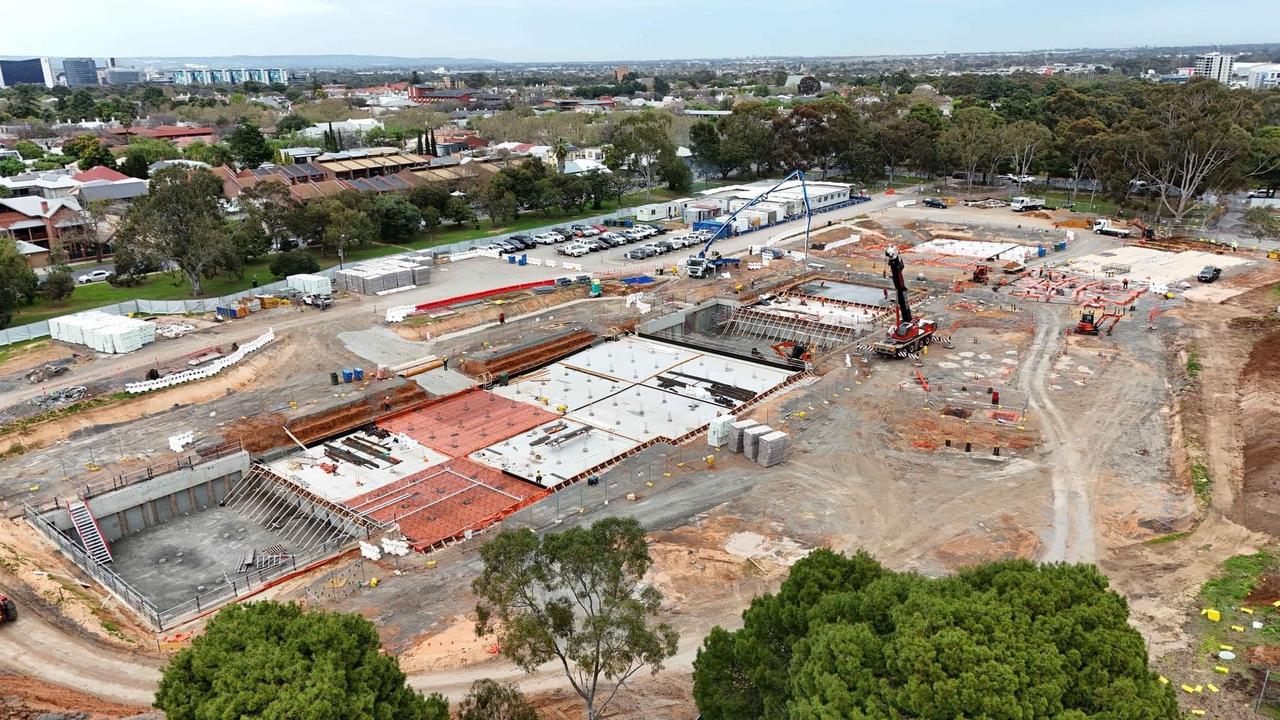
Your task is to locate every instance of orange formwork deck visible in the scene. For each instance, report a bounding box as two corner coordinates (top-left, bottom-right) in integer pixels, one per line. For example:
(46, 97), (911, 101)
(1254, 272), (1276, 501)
(379, 388), (558, 457)
(346, 458), (544, 550)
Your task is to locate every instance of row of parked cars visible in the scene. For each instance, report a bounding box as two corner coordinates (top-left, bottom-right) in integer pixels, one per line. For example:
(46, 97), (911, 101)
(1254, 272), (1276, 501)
(558, 223), (677, 258)
(620, 229), (718, 261)
(476, 223), (672, 257)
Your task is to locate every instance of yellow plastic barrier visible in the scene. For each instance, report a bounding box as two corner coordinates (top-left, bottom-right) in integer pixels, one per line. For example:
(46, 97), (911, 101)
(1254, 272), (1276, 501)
(1219, 644), (1234, 651)
(1158, 676), (1169, 685)
(1231, 624), (1246, 632)
(1191, 710), (1205, 716)
(1194, 685), (1203, 693)
(1214, 666), (1230, 674)
(1181, 685), (1196, 694)
(1208, 683), (1219, 693)
(1242, 607), (1255, 615)
(1204, 608), (1222, 622)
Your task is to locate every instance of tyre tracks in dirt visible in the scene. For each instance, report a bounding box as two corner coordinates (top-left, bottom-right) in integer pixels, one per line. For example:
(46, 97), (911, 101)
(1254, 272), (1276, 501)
(1020, 303), (1097, 563)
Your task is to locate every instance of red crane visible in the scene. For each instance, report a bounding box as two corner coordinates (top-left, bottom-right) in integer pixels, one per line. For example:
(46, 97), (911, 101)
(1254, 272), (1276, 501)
(873, 247), (937, 358)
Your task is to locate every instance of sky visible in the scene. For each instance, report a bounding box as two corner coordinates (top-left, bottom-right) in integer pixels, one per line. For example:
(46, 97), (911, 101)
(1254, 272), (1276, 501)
(6, 0), (1277, 63)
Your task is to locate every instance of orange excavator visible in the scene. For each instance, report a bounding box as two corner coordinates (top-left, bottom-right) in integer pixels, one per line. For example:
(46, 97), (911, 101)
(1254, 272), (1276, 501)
(1077, 307), (1124, 336)
(770, 340), (811, 362)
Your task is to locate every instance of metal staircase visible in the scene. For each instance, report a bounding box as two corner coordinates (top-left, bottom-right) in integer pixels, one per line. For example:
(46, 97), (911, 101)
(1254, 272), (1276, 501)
(67, 499), (112, 564)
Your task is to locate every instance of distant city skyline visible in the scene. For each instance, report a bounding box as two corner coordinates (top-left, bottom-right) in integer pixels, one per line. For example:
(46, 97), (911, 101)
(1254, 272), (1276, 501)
(5, 0), (1278, 64)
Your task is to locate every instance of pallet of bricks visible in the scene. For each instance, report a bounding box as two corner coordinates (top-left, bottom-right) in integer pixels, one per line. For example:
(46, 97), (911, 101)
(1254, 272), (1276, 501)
(707, 416), (790, 467)
(335, 253), (433, 295)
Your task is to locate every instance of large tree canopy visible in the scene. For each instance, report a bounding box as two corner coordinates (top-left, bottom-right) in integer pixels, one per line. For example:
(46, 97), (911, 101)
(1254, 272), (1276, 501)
(156, 602), (447, 720)
(693, 550), (1178, 720)
(474, 517), (678, 720)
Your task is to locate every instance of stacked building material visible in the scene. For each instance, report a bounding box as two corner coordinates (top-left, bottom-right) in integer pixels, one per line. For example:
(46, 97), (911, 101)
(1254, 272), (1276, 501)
(728, 419), (758, 453)
(756, 430), (790, 467)
(707, 415), (735, 448)
(49, 310), (156, 353)
(742, 424), (773, 461)
(287, 273), (333, 296)
(335, 256), (433, 295)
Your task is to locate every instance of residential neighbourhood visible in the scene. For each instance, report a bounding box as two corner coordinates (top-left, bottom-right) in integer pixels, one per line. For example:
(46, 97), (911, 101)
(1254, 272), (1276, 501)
(1, 9), (1279, 720)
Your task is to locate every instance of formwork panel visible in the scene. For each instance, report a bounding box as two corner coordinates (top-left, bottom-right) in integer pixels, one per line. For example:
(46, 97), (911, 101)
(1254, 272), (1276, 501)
(566, 384), (727, 443)
(493, 364), (630, 412)
(345, 458), (540, 549)
(559, 336), (699, 383)
(472, 420), (640, 486)
(643, 354), (793, 404)
(266, 431), (449, 503)
(380, 388), (559, 457)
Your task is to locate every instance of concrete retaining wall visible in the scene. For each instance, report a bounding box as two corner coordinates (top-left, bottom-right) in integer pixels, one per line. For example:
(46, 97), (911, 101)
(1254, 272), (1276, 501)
(44, 452), (251, 542)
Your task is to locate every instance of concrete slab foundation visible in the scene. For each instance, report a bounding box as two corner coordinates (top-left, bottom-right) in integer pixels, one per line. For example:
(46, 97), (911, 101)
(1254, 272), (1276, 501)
(471, 420), (640, 486)
(107, 505), (313, 610)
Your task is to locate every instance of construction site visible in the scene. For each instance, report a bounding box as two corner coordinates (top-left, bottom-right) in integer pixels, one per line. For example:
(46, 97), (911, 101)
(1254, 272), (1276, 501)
(2, 185), (1280, 719)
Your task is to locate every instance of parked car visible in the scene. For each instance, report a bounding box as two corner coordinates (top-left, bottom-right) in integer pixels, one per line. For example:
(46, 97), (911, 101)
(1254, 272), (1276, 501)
(1197, 266), (1222, 283)
(641, 243), (666, 255)
(646, 224), (671, 235)
(652, 240), (675, 253)
(622, 230), (646, 242)
(623, 247), (655, 260)
(590, 224), (610, 234)
(477, 244), (505, 253)
(572, 225), (599, 237)
(1248, 189), (1276, 199)
(561, 242), (590, 257)
(922, 198), (948, 209)
(77, 269), (114, 284)
(507, 235), (534, 250)
(534, 232), (561, 245)
(495, 241), (520, 255)
(598, 233), (626, 247)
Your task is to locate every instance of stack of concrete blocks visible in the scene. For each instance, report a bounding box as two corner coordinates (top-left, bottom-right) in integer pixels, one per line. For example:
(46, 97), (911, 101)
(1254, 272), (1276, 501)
(742, 425), (774, 461)
(707, 415), (735, 448)
(756, 430), (790, 467)
(728, 419), (758, 453)
(335, 256), (433, 295)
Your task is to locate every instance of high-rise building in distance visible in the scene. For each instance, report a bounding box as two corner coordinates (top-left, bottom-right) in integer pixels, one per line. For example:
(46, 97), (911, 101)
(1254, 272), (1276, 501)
(1193, 52), (1235, 83)
(0, 57), (55, 88)
(62, 57), (99, 87)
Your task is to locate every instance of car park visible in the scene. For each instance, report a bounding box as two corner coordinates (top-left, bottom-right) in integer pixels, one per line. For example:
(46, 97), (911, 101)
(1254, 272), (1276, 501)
(77, 269), (114, 284)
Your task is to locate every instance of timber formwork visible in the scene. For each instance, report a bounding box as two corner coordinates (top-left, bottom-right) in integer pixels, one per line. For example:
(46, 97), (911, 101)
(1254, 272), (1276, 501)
(461, 328), (596, 379)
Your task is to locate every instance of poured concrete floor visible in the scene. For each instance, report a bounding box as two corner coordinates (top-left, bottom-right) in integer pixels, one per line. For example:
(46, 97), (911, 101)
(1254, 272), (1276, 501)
(108, 505), (299, 611)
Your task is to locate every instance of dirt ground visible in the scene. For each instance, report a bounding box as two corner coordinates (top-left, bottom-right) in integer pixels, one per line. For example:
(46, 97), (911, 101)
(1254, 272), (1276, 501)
(4, 207), (1280, 718)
